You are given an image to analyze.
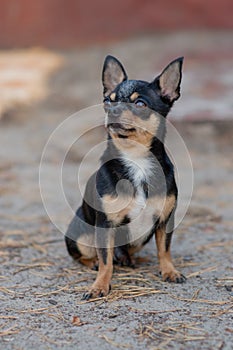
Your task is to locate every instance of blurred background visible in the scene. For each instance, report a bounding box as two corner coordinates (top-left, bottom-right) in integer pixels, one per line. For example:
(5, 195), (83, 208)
(0, 0), (232, 123)
(0, 0), (233, 47)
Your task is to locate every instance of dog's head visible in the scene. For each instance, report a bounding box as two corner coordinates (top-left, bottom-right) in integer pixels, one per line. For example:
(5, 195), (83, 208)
(102, 55), (183, 151)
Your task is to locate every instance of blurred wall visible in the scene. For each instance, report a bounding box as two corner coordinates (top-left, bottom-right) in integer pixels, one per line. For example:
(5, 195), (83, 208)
(0, 0), (233, 48)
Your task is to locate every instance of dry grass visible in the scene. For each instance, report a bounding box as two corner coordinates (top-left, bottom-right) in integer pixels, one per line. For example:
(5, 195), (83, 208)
(169, 294), (232, 305)
(198, 240), (233, 252)
(186, 265), (218, 278)
(138, 320), (207, 344)
(0, 326), (21, 337)
(100, 334), (133, 349)
(79, 286), (164, 304)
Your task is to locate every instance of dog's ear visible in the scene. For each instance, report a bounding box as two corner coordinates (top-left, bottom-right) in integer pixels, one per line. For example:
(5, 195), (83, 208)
(152, 57), (183, 104)
(102, 55), (128, 95)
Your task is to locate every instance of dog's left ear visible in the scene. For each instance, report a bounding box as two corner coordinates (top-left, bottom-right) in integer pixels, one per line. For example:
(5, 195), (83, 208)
(102, 55), (128, 95)
(152, 57), (183, 104)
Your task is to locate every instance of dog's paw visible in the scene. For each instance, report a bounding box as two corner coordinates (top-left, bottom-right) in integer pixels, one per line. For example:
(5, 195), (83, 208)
(161, 269), (186, 284)
(81, 284), (111, 300)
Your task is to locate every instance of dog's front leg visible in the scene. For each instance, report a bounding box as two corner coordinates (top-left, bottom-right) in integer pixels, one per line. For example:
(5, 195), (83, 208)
(82, 213), (114, 300)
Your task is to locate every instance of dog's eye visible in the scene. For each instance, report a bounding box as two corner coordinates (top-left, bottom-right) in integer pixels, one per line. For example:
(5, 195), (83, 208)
(135, 99), (147, 108)
(103, 97), (111, 105)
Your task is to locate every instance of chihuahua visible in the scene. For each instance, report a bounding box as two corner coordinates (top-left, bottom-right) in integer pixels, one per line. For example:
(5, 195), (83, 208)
(65, 55), (186, 300)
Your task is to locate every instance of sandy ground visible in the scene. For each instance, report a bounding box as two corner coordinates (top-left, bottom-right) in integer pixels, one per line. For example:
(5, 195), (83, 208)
(0, 31), (233, 349)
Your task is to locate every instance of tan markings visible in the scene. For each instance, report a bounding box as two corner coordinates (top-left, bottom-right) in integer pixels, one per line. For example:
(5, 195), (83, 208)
(76, 234), (96, 259)
(110, 134), (150, 158)
(130, 92), (139, 101)
(87, 236), (114, 297)
(110, 92), (116, 101)
(125, 195), (174, 247)
(103, 192), (175, 241)
(79, 257), (98, 269)
(141, 194), (175, 224)
(102, 194), (134, 225)
(121, 110), (160, 136)
(109, 110), (160, 153)
(155, 226), (182, 282)
(159, 195), (176, 223)
(128, 245), (144, 255)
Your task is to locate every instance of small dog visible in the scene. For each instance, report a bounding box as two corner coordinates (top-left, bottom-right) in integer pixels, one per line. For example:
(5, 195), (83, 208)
(65, 55), (186, 300)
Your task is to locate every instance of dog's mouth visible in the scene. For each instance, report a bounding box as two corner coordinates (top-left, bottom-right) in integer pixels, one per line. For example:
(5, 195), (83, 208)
(107, 123), (136, 138)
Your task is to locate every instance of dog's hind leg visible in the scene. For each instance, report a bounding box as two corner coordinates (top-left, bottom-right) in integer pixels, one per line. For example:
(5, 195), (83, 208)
(65, 208), (97, 268)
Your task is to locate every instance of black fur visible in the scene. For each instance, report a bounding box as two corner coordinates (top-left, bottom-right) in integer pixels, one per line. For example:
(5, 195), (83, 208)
(65, 55), (185, 297)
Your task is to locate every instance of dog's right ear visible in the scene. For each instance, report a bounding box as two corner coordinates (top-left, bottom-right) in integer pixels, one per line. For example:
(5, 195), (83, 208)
(102, 55), (128, 95)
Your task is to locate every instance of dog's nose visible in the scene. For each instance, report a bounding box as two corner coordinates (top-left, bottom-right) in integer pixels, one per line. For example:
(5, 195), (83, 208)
(112, 106), (121, 117)
(110, 103), (123, 118)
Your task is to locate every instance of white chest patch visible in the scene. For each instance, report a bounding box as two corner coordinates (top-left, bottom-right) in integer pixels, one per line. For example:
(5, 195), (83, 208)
(119, 153), (156, 245)
(128, 187), (146, 220)
(120, 153), (153, 187)
(127, 195), (155, 245)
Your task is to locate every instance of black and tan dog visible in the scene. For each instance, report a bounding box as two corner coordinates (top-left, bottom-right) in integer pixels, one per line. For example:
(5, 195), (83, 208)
(65, 55), (186, 300)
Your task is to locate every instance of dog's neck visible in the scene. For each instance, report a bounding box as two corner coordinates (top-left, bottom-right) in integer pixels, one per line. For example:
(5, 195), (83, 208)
(101, 135), (166, 187)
